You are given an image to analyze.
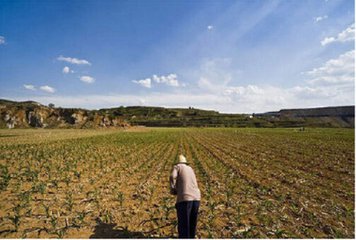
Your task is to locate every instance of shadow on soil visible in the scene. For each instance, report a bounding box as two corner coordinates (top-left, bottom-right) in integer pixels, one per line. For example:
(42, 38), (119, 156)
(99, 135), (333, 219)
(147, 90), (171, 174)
(89, 218), (146, 238)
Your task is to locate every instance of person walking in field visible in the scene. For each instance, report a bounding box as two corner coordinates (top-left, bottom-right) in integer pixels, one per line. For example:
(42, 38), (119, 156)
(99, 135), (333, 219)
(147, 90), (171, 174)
(170, 154), (201, 239)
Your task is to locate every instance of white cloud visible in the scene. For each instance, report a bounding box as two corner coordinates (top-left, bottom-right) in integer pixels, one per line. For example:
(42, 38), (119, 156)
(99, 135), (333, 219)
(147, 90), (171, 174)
(321, 37), (334, 46)
(224, 85), (264, 95)
(321, 23), (355, 46)
(152, 74), (180, 87)
(222, 83), (353, 112)
(57, 55), (91, 65)
(207, 25), (214, 31)
(10, 81), (353, 113)
(223, 85), (326, 101)
(62, 66), (71, 74)
(305, 50), (355, 85)
(314, 15), (328, 22)
(223, 85), (289, 110)
(219, 51), (355, 112)
(40, 85), (55, 93)
(23, 84), (36, 91)
(291, 85), (339, 99)
(133, 73), (180, 88)
(132, 78), (151, 88)
(80, 75), (95, 84)
(0, 36), (5, 45)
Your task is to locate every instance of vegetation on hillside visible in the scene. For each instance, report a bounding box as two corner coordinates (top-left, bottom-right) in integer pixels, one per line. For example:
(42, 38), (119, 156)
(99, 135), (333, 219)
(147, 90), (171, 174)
(0, 99), (354, 128)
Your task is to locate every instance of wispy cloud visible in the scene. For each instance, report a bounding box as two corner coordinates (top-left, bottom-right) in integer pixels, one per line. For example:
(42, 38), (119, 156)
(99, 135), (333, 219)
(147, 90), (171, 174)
(23, 84), (36, 91)
(132, 78), (151, 88)
(321, 23), (355, 46)
(57, 55), (91, 65)
(0, 36), (5, 45)
(305, 50), (355, 85)
(80, 75), (95, 84)
(224, 85), (263, 95)
(207, 25), (214, 31)
(198, 58), (233, 92)
(40, 85), (55, 93)
(314, 15), (328, 22)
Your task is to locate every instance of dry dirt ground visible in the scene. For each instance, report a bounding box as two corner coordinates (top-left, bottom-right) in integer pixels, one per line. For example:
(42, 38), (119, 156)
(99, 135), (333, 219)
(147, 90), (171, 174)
(0, 128), (354, 238)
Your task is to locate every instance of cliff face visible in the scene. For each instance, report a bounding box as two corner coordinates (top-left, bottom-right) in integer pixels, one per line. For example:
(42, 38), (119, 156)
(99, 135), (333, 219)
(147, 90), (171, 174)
(279, 106), (355, 118)
(0, 100), (129, 129)
(279, 106), (355, 128)
(257, 106), (355, 128)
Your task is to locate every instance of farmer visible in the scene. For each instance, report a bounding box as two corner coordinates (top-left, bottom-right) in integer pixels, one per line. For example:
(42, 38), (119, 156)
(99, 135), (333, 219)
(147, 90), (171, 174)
(170, 154), (201, 238)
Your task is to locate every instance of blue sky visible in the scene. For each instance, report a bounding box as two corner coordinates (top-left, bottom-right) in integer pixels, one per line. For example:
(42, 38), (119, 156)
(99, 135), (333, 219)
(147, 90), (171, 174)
(0, 0), (354, 113)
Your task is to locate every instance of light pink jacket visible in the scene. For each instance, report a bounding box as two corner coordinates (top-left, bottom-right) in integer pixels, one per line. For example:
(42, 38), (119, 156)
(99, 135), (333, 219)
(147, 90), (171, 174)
(170, 163), (201, 203)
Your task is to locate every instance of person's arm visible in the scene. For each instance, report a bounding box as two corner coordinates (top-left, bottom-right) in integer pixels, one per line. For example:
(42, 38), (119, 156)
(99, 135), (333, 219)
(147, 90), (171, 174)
(170, 165), (178, 195)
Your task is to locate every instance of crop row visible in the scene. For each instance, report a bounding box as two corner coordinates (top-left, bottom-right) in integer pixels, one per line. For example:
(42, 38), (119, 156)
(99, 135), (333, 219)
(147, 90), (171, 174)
(0, 128), (354, 238)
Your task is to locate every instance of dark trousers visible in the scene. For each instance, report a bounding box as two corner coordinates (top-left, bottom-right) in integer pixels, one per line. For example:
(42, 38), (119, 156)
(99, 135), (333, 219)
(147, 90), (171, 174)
(176, 200), (200, 238)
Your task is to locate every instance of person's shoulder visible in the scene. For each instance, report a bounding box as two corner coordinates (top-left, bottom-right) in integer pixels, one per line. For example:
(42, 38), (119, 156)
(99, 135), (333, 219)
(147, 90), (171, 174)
(175, 163), (187, 169)
(173, 164), (181, 170)
(179, 163), (192, 170)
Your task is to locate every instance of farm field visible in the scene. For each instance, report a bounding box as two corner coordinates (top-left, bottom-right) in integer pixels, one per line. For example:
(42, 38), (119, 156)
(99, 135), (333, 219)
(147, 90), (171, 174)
(0, 128), (354, 238)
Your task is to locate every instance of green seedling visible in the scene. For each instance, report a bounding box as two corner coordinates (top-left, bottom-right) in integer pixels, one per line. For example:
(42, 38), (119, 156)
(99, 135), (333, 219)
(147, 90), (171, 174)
(65, 192), (74, 211)
(43, 203), (50, 218)
(116, 191), (124, 207)
(10, 204), (21, 231)
(19, 191), (31, 207)
(0, 164), (11, 191)
(32, 182), (46, 194)
(77, 211), (88, 225)
(99, 209), (113, 224)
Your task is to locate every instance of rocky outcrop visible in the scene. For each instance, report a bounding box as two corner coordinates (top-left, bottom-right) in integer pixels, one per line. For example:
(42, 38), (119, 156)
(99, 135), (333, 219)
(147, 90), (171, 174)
(0, 99), (129, 129)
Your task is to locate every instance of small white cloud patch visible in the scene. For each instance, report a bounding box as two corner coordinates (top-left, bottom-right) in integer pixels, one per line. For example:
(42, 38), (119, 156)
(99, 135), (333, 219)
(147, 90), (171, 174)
(152, 74), (180, 87)
(62, 66), (70, 74)
(40, 85), (55, 93)
(132, 78), (152, 88)
(0, 36), (5, 45)
(133, 73), (181, 88)
(321, 23), (355, 46)
(57, 55), (91, 65)
(314, 15), (328, 22)
(23, 84), (36, 91)
(80, 76), (95, 84)
(207, 25), (214, 31)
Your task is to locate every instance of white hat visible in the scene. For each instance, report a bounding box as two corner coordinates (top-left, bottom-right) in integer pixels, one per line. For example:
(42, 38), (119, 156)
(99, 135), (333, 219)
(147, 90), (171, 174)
(179, 154), (187, 163)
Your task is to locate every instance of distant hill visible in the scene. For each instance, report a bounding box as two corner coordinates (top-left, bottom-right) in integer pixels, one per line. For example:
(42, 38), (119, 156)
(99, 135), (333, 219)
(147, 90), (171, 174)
(0, 99), (354, 128)
(255, 106), (354, 128)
